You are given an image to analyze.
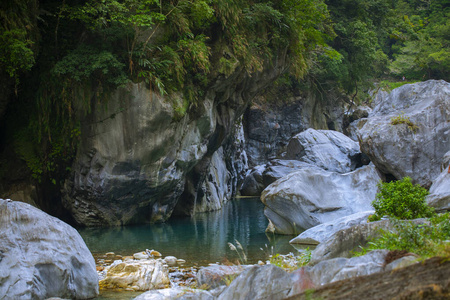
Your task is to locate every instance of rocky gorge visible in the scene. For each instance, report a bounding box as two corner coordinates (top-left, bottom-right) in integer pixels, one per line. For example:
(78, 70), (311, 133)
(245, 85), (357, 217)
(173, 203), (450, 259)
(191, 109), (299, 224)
(1, 80), (450, 299)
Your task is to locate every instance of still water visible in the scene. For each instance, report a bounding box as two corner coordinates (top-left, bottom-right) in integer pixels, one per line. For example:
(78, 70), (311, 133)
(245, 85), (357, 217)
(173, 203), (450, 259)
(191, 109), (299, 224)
(78, 198), (299, 266)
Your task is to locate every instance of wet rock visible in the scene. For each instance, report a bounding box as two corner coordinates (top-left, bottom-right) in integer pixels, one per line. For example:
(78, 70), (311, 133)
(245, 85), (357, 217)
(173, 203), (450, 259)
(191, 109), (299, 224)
(426, 150), (450, 212)
(356, 80), (450, 187)
(240, 164), (266, 196)
(290, 211), (374, 245)
(261, 164), (380, 234)
(0, 199), (98, 299)
(164, 256), (178, 267)
(99, 259), (170, 291)
(134, 287), (214, 300)
(285, 129), (363, 173)
(196, 265), (248, 289)
(134, 252), (149, 260)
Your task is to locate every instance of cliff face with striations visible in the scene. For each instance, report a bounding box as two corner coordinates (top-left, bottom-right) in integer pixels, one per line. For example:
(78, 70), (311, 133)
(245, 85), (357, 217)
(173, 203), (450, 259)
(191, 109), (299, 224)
(62, 52), (288, 226)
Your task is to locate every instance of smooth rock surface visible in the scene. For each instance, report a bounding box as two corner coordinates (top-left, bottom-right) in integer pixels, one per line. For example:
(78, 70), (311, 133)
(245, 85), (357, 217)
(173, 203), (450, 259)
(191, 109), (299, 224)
(0, 199), (98, 299)
(356, 80), (450, 187)
(309, 219), (428, 264)
(261, 164), (380, 234)
(240, 160), (319, 196)
(99, 259), (170, 291)
(196, 265), (248, 289)
(426, 150), (450, 211)
(289, 211), (374, 245)
(285, 129), (363, 173)
(217, 264), (294, 300)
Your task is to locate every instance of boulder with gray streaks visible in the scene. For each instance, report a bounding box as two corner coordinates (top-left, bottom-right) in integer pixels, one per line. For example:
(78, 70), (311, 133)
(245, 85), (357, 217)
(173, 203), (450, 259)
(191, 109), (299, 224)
(289, 210), (374, 245)
(356, 80), (450, 187)
(0, 199), (98, 299)
(261, 164), (380, 234)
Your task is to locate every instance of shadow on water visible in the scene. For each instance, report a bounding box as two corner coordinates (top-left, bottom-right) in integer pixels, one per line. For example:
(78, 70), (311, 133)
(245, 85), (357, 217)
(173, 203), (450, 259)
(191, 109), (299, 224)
(78, 198), (299, 266)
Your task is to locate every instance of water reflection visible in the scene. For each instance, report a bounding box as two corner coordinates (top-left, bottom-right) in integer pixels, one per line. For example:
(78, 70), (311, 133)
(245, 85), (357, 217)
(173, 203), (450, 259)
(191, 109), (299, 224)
(78, 198), (298, 265)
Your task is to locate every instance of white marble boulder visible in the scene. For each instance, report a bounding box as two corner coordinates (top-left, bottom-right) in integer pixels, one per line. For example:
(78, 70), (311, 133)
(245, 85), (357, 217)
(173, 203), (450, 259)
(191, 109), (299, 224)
(0, 199), (98, 299)
(356, 80), (450, 187)
(261, 164), (380, 234)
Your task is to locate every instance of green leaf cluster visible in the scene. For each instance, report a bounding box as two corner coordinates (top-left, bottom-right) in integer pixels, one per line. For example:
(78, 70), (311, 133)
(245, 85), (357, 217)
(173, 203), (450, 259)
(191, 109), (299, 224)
(369, 177), (434, 222)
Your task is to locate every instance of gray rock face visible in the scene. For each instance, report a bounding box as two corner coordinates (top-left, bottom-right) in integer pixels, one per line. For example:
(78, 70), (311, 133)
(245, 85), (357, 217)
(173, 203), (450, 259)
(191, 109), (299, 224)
(309, 219), (428, 264)
(217, 264), (294, 300)
(62, 57), (282, 226)
(261, 164), (380, 234)
(244, 90), (345, 167)
(289, 210), (374, 245)
(240, 160), (318, 196)
(196, 265), (248, 289)
(426, 151), (450, 212)
(356, 80), (450, 187)
(307, 250), (388, 285)
(285, 129), (363, 173)
(0, 199), (98, 299)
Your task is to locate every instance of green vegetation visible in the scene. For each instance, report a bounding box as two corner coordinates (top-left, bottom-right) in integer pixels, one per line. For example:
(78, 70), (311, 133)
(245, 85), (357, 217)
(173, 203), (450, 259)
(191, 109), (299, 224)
(390, 113), (419, 132)
(361, 213), (450, 260)
(269, 250), (311, 272)
(369, 177), (434, 222)
(0, 0), (448, 188)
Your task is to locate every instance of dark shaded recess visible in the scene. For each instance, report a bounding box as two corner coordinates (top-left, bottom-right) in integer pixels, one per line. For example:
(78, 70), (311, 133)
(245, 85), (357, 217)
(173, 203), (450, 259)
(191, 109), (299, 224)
(349, 152), (371, 170)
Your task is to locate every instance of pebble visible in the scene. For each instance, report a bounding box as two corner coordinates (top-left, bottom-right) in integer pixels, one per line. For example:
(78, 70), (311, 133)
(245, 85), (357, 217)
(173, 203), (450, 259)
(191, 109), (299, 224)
(177, 259), (186, 265)
(133, 252), (149, 260)
(164, 256), (178, 266)
(105, 252), (115, 256)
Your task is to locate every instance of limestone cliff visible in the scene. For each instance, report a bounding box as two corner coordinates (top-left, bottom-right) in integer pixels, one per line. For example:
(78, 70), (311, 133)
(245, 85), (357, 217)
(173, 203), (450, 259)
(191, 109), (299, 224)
(62, 53), (288, 226)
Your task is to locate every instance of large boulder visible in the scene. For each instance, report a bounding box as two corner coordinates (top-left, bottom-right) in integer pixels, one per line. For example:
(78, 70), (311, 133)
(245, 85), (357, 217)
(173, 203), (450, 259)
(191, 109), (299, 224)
(289, 211), (374, 245)
(309, 218), (428, 264)
(261, 164), (381, 234)
(217, 264), (294, 300)
(240, 160), (319, 196)
(244, 89), (345, 167)
(356, 80), (450, 187)
(426, 150), (450, 212)
(0, 199), (98, 299)
(285, 128), (364, 173)
(196, 265), (248, 289)
(99, 259), (170, 291)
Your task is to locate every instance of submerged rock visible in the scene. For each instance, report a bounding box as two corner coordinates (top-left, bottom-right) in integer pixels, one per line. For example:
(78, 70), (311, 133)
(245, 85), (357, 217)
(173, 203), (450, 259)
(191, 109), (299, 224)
(261, 164), (380, 234)
(289, 211), (374, 245)
(99, 259), (170, 291)
(356, 80), (450, 187)
(0, 199), (98, 299)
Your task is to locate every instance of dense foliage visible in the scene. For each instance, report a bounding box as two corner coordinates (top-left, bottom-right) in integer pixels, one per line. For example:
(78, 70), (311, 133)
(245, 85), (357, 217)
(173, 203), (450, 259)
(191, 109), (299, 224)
(369, 177), (434, 222)
(0, 0), (448, 185)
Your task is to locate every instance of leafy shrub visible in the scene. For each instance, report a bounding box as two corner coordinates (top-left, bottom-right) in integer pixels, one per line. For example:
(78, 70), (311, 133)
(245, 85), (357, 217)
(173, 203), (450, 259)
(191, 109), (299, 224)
(369, 177), (434, 221)
(361, 213), (450, 259)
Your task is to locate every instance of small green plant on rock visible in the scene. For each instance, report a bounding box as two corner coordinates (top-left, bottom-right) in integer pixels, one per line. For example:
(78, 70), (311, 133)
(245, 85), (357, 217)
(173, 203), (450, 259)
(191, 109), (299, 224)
(390, 113), (419, 132)
(368, 177), (434, 222)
